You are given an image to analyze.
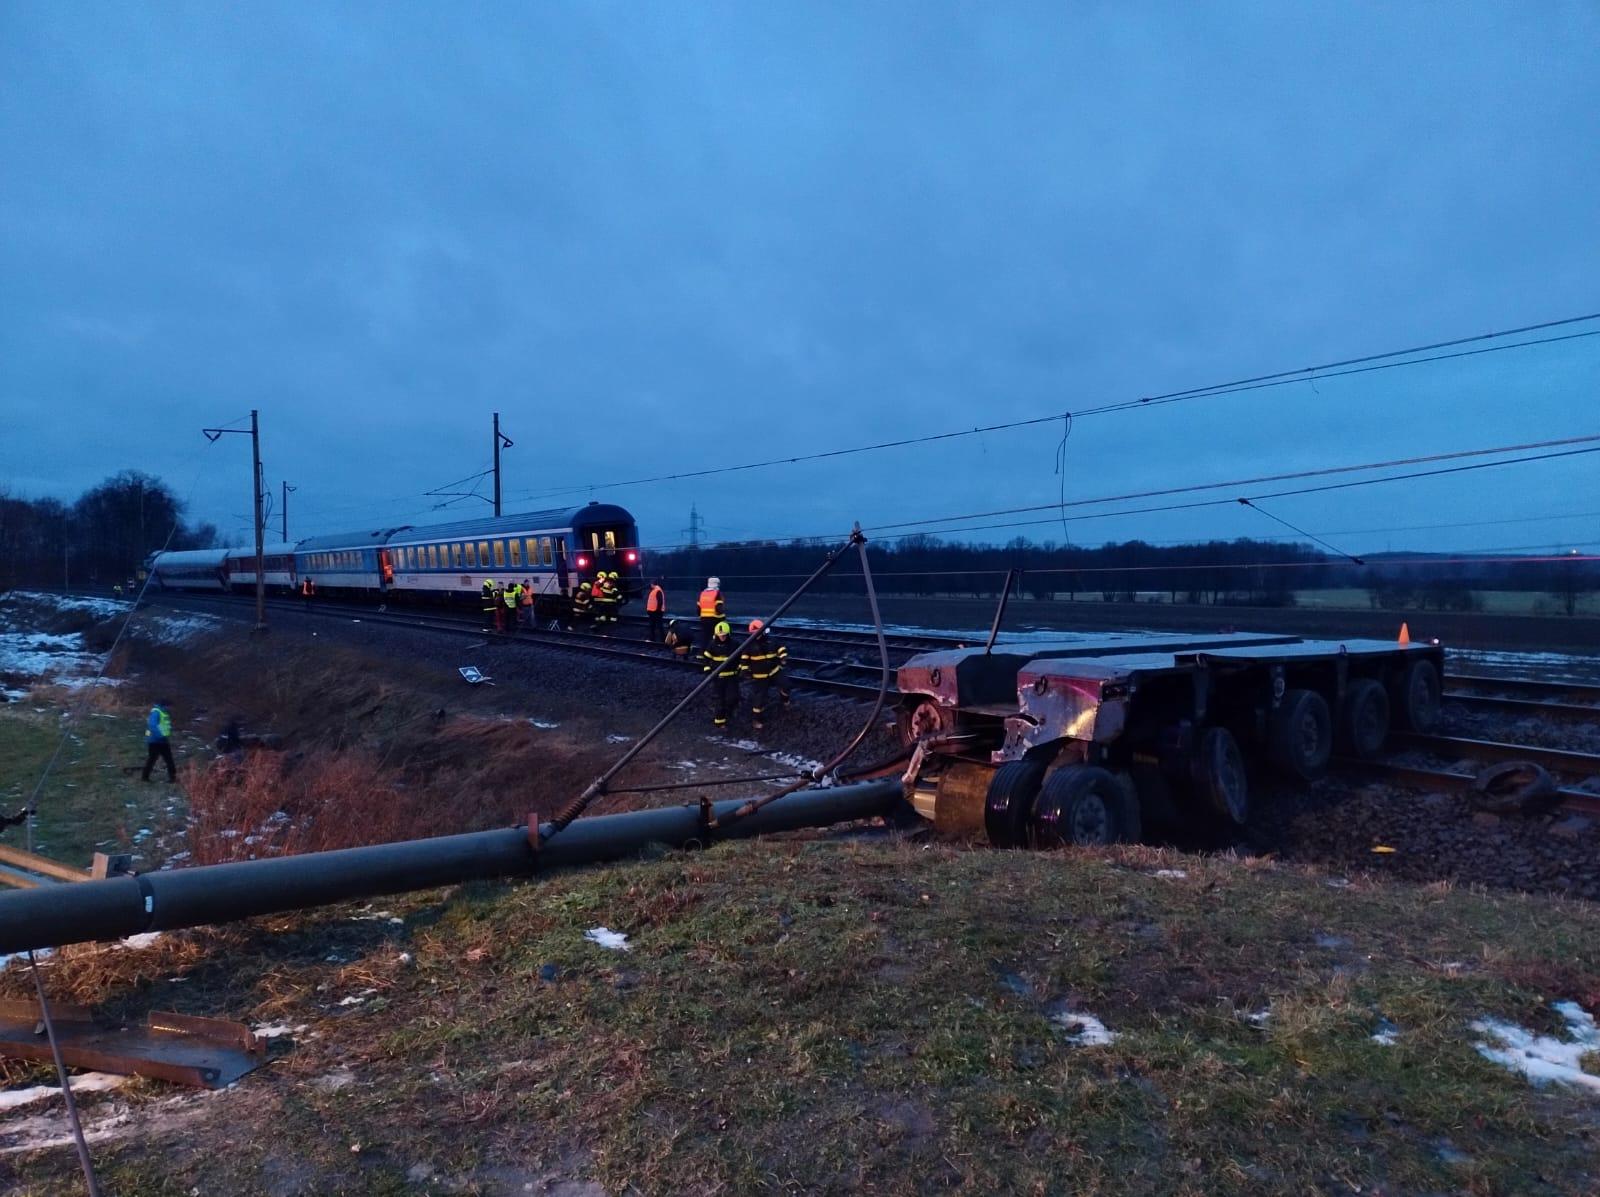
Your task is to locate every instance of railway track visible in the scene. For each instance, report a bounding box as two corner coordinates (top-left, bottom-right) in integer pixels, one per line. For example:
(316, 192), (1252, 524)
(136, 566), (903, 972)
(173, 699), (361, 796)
(123, 590), (1600, 818)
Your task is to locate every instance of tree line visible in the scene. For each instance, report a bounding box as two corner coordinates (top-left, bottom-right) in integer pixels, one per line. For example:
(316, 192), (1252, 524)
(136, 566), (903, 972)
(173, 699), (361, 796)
(0, 471), (217, 591)
(651, 534), (1599, 611)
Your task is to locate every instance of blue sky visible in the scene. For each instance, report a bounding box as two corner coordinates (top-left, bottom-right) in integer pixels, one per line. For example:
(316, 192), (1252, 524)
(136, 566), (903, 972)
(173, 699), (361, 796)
(3, 2), (1597, 557)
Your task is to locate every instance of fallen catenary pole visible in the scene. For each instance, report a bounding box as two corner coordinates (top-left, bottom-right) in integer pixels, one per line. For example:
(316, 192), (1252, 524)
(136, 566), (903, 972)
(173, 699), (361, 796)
(0, 780), (904, 955)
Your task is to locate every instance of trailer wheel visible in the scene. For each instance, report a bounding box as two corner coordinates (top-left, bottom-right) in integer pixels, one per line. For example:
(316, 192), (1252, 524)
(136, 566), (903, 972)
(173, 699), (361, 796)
(1032, 765), (1131, 848)
(1193, 726), (1249, 824)
(1336, 678), (1390, 759)
(984, 760), (1046, 849)
(1390, 659), (1441, 733)
(1269, 689), (1333, 781)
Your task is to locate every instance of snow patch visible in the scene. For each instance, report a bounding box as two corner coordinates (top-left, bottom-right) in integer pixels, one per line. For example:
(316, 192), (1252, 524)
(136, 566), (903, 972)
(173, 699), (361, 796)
(1049, 1009), (1117, 1047)
(584, 927), (630, 952)
(528, 719), (560, 730)
(1473, 1002), (1600, 1093)
(1152, 869), (1188, 879)
(117, 932), (162, 950)
(0, 1073), (128, 1111)
(605, 733), (632, 743)
(1371, 1018), (1400, 1046)
(253, 1022), (307, 1039)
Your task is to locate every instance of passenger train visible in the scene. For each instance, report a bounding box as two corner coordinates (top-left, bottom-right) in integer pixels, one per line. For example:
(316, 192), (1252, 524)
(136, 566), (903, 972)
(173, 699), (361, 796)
(147, 502), (642, 618)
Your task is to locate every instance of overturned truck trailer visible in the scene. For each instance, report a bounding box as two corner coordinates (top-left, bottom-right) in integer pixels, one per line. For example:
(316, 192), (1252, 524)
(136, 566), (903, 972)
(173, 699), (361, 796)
(897, 630), (1443, 848)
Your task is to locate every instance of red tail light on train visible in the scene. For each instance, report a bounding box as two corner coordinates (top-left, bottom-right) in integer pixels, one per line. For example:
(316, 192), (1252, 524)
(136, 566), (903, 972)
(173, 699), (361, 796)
(576, 555), (590, 569)
(625, 550), (638, 563)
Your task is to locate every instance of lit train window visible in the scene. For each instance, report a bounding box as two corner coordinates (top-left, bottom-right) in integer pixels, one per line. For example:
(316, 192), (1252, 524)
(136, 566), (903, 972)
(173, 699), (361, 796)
(464, 542), (477, 567)
(509, 539), (522, 567)
(541, 537), (553, 565)
(604, 530), (616, 549)
(451, 543), (463, 569)
(494, 541), (506, 568)
(427, 546), (437, 569)
(525, 538), (538, 564)
(478, 541), (490, 566)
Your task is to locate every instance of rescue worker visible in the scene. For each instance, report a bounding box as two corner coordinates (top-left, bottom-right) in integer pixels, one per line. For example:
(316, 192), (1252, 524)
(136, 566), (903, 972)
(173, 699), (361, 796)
(519, 578), (535, 629)
(664, 619), (695, 660)
(645, 578), (666, 643)
(141, 699), (177, 783)
(742, 620), (790, 731)
(113, 582), (123, 599)
(697, 577), (725, 651)
(700, 621), (742, 731)
(481, 578), (499, 632)
(596, 570), (622, 629)
(300, 576), (316, 610)
(570, 578), (594, 629)
(502, 580), (520, 633)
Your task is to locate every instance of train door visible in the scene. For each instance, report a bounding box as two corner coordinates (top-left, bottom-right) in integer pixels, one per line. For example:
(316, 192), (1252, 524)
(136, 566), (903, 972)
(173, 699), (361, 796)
(555, 539), (570, 592)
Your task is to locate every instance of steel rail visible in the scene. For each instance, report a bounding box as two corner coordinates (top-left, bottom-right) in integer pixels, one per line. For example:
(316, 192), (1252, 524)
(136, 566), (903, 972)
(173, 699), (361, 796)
(1389, 732), (1600, 777)
(1343, 758), (1600, 817)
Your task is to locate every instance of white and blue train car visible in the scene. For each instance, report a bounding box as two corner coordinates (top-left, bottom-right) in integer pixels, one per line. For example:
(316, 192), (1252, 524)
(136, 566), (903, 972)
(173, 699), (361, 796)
(291, 528), (395, 596)
(149, 548), (231, 592)
(292, 503), (642, 612)
(224, 543), (299, 594)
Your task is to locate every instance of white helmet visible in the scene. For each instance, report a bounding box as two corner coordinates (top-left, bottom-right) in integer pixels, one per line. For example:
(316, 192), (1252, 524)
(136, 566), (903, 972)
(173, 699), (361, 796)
(707, 577), (720, 589)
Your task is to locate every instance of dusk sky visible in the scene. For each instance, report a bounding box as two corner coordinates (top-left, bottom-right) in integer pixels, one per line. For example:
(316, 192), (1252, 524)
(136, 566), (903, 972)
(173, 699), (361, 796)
(4, 3), (1597, 558)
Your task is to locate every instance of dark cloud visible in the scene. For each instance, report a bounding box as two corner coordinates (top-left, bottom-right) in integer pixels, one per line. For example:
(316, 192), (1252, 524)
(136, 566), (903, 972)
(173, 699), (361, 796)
(3, 2), (1597, 555)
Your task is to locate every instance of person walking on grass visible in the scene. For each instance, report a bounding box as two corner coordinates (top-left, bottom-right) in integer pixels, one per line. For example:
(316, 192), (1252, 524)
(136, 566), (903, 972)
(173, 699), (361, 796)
(142, 699), (177, 783)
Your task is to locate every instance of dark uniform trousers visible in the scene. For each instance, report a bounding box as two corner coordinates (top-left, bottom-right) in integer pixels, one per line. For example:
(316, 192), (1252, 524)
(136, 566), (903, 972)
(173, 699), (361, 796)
(142, 741), (176, 781)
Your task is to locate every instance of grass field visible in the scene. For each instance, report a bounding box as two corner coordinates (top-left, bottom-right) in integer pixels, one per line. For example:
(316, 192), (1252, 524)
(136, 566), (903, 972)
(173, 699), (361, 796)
(0, 691), (191, 869)
(4, 839), (1599, 1194)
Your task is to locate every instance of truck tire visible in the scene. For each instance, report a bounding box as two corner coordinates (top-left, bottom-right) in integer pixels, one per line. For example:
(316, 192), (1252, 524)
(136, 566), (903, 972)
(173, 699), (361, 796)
(1336, 678), (1390, 759)
(984, 760), (1046, 849)
(1269, 689), (1333, 781)
(1192, 726), (1249, 824)
(1032, 765), (1133, 848)
(1390, 659), (1441, 733)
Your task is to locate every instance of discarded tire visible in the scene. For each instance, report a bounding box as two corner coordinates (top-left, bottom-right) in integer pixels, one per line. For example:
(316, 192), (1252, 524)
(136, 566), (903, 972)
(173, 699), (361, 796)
(1192, 726), (1249, 824)
(984, 760), (1047, 849)
(1032, 765), (1133, 848)
(1269, 689), (1333, 781)
(1336, 678), (1391, 759)
(1391, 659), (1441, 733)
(1470, 761), (1556, 814)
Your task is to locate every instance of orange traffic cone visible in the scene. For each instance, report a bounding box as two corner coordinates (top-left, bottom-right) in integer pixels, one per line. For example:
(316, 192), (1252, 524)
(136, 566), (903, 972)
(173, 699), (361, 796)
(1397, 622), (1410, 646)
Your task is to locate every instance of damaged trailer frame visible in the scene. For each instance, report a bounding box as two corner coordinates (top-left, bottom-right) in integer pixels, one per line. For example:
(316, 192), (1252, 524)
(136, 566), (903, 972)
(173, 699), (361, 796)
(896, 630), (1445, 848)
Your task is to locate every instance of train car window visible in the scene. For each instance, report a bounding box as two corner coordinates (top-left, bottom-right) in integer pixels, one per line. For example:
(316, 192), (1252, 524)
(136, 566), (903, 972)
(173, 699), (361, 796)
(509, 539), (522, 567)
(541, 537), (553, 565)
(451, 543), (463, 569)
(604, 530), (616, 549)
(464, 542), (477, 568)
(424, 546), (434, 569)
(478, 541), (490, 566)
(525, 538), (538, 565)
(494, 540), (506, 568)
(590, 532), (600, 551)
(555, 539), (566, 561)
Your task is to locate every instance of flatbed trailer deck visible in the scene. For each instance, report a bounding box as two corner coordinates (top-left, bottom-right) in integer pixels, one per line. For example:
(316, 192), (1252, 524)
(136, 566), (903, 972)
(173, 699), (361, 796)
(896, 630), (1445, 848)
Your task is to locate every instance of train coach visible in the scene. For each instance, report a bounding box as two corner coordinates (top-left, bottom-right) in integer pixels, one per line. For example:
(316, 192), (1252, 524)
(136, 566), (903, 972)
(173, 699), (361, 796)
(225, 544), (298, 594)
(147, 548), (230, 591)
(149, 502), (643, 617)
(292, 502), (641, 613)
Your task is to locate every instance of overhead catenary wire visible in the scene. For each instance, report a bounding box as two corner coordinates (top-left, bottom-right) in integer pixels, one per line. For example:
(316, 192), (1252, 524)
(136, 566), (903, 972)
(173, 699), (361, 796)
(502, 313), (1600, 505)
(632, 433), (1600, 552)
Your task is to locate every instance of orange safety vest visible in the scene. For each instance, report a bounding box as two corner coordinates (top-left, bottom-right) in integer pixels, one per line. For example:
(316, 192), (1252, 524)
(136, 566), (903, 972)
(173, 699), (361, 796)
(647, 585), (664, 612)
(698, 588), (723, 618)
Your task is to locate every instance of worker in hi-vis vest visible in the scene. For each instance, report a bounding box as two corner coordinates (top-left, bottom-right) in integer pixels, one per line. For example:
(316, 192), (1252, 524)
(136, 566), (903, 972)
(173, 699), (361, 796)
(646, 579), (666, 643)
(142, 700), (177, 783)
(697, 577), (725, 651)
